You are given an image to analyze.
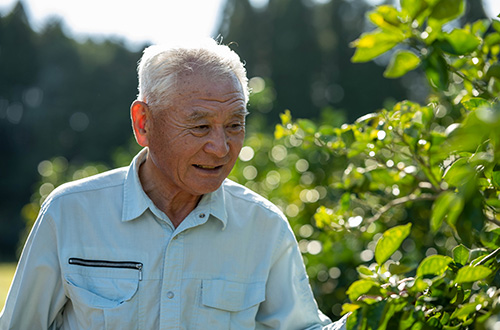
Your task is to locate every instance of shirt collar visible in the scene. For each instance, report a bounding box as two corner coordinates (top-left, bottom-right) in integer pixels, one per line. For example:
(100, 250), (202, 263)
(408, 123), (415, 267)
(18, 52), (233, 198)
(196, 182), (228, 230)
(122, 148), (150, 222)
(122, 148), (228, 230)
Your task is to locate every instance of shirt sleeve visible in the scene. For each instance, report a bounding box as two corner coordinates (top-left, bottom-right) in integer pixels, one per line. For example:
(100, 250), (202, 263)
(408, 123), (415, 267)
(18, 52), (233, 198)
(0, 205), (66, 330)
(255, 221), (348, 330)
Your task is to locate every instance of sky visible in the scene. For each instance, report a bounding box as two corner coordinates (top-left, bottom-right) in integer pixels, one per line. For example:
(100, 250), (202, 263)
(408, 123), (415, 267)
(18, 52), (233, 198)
(0, 0), (499, 50)
(0, 0), (227, 49)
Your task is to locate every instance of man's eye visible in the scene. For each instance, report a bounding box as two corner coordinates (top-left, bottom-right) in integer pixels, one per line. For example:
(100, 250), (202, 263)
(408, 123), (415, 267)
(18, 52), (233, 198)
(191, 125), (210, 135)
(228, 123), (244, 131)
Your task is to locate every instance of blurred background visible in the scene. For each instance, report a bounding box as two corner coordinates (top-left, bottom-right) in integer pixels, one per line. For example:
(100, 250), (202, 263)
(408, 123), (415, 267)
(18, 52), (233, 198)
(1, 0), (499, 316)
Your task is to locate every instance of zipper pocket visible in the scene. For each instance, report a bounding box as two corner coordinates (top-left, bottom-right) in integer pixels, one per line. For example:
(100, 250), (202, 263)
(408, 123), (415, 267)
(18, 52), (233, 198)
(69, 257), (143, 281)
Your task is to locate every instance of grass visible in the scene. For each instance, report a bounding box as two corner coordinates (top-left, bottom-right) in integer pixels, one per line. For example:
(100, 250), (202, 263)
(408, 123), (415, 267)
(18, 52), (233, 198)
(0, 263), (16, 311)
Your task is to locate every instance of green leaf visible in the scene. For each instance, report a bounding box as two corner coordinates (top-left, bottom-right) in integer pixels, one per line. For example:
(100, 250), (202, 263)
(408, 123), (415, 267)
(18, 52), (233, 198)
(297, 119), (317, 134)
(341, 128), (355, 147)
(341, 303), (361, 315)
(401, 0), (428, 20)
(450, 286), (465, 304)
(430, 192), (464, 232)
(399, 310), (418, 329)
(340, 193), (351, 211)
(412, 277), (431, 292)
(486, 62), (500, 80)
(274, 124), (287, 140)
(371, 5), (401, 26)
(318, 125), (336, 136)
(470, 248), (489, 266)
(345, 309), (361, 330)
(427, 316), (441, 328)
(389, 262), (416, 275)
(375, 223), (412, 265)
(443, 158), (472, 187)
(485, 198), (500, 212)
(480, 228), (500, 249)
(346, 279), (380, 301)
(416, 255), (453, 277)
(492, 171), (500, 189)
(454, 265), (493, 283)
(279, 109), (292, 126)
(461, 98), (491, 111)
(357, 265), (375, 276)
(384, 50), (421, 78)
(423, 51), (449, 90)
(429, 0), (464, 23)
(485, 33), (500, 54)
(472, 19), (490, 36)
(493, 19), (500, 32)
(439, 29), (481, 55)
(351, 30), (406, 63)
(314, 206), (336, 228)
(451, 302), (481, 321)
(452, 244), (469, 265)
(444, 193), (465, 227)
(365, 300), (387, 329)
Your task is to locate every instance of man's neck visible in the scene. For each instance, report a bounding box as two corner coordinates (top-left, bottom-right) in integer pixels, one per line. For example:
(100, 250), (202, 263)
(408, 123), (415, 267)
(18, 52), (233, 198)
(138, 159), (202, 228)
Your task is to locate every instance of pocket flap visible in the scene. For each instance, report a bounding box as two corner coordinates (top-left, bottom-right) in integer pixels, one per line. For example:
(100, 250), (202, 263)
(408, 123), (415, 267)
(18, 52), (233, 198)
(202, 279), (265, 312)
(65, 273), (139, 308)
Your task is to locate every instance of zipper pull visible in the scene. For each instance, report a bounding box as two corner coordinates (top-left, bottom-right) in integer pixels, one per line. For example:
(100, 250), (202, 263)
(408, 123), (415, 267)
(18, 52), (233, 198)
(137, 264), (143, 281)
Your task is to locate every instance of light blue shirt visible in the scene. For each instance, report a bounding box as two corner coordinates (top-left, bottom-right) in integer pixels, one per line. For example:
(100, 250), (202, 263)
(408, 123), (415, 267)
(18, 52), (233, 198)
(0, 149), (347, 329)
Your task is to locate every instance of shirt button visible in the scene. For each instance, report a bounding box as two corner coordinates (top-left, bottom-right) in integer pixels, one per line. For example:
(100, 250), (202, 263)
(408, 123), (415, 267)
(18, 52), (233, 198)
(199, 213), (206, 218)
(167, 291), (175, 299)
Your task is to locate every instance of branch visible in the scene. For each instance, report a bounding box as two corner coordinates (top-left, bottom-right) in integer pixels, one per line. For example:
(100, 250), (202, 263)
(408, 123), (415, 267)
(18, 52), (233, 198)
(366, 193), (436, 224)
(475, 247), (500, 266)
(391, 130), (442, 190)
(449, 66), (488, 95)
(486, 215), (500, 227)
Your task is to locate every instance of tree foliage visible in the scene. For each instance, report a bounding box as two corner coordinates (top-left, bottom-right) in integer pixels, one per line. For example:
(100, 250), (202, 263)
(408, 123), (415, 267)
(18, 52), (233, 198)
(217, 0), (411, 123)
(0, 3), (144, 258)
(264, 0), (500, 327)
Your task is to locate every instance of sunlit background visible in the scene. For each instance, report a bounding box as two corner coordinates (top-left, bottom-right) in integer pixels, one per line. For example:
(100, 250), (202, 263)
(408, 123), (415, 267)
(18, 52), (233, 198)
(0, 0), (499, 48)
(1, 0), (500, 318)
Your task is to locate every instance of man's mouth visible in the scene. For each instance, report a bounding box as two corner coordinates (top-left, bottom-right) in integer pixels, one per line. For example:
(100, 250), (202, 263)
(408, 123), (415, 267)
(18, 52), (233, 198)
(194, 164), (223, 170)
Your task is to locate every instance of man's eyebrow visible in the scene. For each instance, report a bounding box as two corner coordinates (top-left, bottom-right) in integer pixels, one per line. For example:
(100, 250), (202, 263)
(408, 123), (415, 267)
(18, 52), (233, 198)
(234, 109), (250, 118)
(185, 110), (210, 122)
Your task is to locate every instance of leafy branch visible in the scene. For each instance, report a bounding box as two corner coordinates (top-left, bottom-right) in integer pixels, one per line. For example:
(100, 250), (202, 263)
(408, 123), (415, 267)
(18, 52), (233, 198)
(366, 193), (436, 224)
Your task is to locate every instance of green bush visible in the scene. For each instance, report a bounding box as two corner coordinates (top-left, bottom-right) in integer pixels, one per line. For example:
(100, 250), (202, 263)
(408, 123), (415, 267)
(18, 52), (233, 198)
(266, 0), (500, 328)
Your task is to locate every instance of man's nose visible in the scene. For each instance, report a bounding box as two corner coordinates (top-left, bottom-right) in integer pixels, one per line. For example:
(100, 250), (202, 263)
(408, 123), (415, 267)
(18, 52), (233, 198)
(204, 127), (230, 157)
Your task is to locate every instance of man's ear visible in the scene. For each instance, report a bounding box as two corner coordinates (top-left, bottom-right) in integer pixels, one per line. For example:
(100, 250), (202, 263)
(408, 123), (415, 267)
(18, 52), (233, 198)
(131, 100), (150, 147)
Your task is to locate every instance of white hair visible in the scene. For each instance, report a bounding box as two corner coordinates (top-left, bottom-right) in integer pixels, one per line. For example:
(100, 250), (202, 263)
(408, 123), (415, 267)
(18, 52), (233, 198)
(136, 38), (249, 108)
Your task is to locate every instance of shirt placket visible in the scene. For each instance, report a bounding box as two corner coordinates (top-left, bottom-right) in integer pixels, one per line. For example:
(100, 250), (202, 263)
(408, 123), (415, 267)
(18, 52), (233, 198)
(158, 211), (210, 329)
(159, 231), (184, 329)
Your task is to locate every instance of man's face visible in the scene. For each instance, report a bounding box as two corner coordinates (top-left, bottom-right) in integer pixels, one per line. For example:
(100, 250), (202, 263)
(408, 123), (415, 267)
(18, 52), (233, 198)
(145, 70), (247, 197)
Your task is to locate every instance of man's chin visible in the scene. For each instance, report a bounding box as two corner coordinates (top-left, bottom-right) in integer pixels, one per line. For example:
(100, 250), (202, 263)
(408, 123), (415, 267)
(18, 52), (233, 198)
(187, 179), (225, 196)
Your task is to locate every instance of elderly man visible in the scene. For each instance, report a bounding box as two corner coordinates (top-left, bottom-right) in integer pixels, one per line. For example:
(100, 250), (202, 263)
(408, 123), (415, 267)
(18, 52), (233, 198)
(0, 38), (347, 329)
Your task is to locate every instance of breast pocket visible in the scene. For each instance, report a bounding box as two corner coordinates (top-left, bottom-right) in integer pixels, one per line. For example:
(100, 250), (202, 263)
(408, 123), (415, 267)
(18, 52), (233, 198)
(64, 258), (142, 330)
(197, 279), (266, 329)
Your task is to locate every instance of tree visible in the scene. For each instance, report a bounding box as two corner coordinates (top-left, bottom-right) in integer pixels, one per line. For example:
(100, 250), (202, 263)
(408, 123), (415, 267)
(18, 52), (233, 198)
(271, 0), (500, 327)
(217, 0), (410, 124)
(0, 2), (143, 259)
(0, 1), (39, 259)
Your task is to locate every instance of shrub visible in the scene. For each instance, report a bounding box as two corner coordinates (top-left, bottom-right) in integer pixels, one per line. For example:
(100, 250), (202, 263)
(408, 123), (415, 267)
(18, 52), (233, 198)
(269, 0), (500, 327)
